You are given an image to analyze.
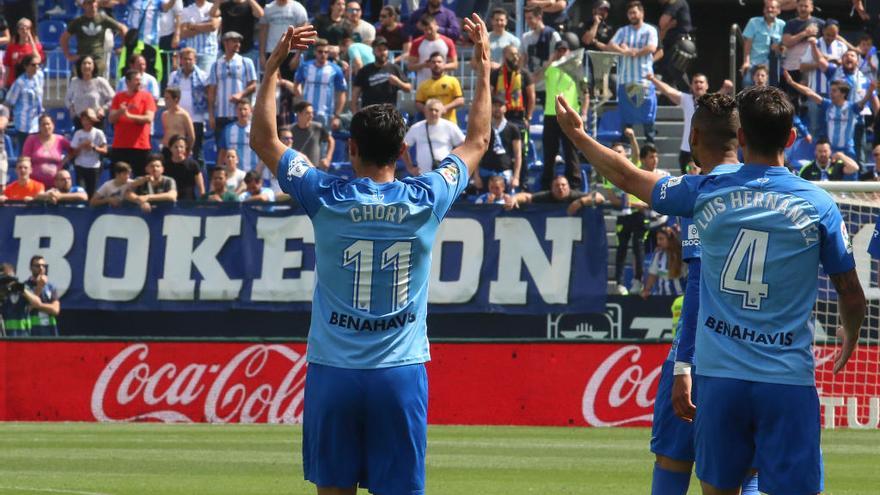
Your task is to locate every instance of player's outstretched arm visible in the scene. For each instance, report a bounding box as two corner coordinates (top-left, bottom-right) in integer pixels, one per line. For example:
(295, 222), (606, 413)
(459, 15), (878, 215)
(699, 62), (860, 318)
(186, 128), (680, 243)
(829, 269), (866, 373)
(451, 14), (491, 177)
(555, 95), (661, 204)
(251, 25), (317, 175)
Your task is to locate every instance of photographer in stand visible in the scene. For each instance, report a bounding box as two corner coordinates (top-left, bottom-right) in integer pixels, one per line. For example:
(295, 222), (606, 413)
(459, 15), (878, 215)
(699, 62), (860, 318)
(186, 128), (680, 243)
(0, 263), (27, 337)
(0, 256), (61, 337)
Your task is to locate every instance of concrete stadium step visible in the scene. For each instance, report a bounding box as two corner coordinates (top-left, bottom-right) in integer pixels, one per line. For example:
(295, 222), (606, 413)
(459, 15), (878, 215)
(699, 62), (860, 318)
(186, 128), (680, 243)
(656, 105), (684, 121)
(654, 121), (685, 135)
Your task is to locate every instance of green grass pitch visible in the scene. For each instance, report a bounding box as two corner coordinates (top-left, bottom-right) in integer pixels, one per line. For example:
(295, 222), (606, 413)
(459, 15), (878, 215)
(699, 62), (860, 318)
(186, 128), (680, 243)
(0, 423), (878, 494)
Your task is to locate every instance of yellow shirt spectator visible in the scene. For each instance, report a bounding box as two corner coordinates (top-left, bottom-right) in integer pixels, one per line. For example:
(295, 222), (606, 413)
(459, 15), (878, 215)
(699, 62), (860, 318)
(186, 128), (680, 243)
(416, 75), (463, 125)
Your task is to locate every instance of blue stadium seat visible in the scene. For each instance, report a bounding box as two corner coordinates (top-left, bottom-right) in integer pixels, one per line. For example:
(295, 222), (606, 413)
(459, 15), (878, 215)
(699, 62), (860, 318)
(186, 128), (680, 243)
(47, 108), (73, 137)
(331, 131), (350, 163)
(596, 108), (623, 144)
(4, 134), (18, 180)
(38, 21), (67, 51)
(203, 136), (218, 167)
(530, 108), (544, 125)
(580, 163), (592, 189)
(45, 51), (70, 79)
(785, 137), (815, 165)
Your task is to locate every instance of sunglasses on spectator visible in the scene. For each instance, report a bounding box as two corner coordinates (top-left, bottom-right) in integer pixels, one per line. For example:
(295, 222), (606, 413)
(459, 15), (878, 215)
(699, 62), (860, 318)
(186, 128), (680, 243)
(32, 263), (48, 268)
(281, 136), (294, 142)
(347, 8), (360, 12)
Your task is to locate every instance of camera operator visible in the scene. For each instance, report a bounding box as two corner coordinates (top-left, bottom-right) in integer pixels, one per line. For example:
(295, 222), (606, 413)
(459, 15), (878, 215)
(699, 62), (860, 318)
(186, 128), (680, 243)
(21, 256), (61, 337)
(0, 263), (28, 337)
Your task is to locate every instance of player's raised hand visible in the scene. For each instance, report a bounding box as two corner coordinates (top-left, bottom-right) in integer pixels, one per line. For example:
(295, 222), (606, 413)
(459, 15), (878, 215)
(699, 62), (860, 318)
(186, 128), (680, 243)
(671, 374), (696, 422)
(833, 326), (858, 374)
(266, 25), (317, 76)
(555, 95), (584, 137)
(463, 14), (489, 73)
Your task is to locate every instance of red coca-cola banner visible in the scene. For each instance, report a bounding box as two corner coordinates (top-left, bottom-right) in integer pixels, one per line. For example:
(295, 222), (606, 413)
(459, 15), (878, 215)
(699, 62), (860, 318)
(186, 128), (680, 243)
(0, 341), (876, 428)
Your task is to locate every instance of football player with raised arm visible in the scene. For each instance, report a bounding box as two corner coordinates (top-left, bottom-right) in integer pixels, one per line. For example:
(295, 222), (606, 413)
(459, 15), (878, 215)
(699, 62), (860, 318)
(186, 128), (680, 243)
(250, 16), (492, 495)
(554, 86), (865, 495)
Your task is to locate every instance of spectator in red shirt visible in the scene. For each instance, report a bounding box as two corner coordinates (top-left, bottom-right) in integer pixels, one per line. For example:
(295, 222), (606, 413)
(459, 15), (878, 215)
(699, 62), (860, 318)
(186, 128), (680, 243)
(375, 5), (410, 60)
(0, 157), (43, 202)
(21, 114), (72, 189)
(108, 70), (157, 177)
(408, 15), (458, 87)
(2, 17), (43, 88)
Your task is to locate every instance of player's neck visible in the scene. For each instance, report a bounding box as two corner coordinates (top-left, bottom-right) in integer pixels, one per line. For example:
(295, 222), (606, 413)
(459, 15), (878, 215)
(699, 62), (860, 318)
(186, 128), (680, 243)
(742, 149), (785, 168)
(353, 160), (396, 183)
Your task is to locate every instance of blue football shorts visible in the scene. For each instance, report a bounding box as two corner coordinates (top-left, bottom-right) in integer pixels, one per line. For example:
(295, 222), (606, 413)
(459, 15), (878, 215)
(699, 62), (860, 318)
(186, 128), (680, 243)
(650, 360), (696, 462)
(303, 362), (428, 495)
(694, 375), (823, 494)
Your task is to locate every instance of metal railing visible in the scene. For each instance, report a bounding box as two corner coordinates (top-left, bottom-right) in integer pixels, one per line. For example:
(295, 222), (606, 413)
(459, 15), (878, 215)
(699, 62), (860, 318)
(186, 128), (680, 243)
(729, 23), (742, 95)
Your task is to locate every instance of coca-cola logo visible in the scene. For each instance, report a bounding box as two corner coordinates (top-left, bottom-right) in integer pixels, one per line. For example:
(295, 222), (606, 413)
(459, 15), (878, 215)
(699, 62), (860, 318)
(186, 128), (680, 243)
(91, 344), (307, 424)
(582, 345), (662, 427)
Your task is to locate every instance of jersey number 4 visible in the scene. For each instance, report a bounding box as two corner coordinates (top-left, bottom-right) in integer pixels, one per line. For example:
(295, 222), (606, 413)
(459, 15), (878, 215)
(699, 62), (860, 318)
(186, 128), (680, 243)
(720, 228), (769, 311)
(343, 240), (412, 313)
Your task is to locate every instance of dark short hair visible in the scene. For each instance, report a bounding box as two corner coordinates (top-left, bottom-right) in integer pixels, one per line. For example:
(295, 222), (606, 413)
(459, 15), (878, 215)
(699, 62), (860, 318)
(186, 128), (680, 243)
(244, 170), (262, 183)
(691, 73), (708, 82)
(30, 255), (44, 266)
(610, 141), (626, 149)
(350, 104), (407, 167)
(626, 1), (644, 12)
(735, 85), (794, 156)
(164, 87), (181, 100)
(491, 7), (508, 18)
(293, 101), (313, 113)
(128, 53), (146, 68)
(751, 64), (768, 75)
(211, 167), (227, 178)
(524, 5), (542, 16)
(112, 161), (132, 175)
(429, 51), (445, 61)
(639, 143), (658, 159)
(167, 134), (188, 151)
(815, 137), (831, 147)
(15, 54), (37, 76)
(830, 80), (851, 99)
(419, 14), (436, 26)
(125, 69), (140, 82)
(314, 38), (329, 48)
(692, 92), (739, 153)
(146, 153), (164, 168)
(858, 33), (873, 44)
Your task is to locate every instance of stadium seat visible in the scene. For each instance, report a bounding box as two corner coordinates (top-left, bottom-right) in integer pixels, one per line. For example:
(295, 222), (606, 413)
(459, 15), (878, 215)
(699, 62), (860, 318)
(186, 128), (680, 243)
(203, 136), (218, 168)
(596, 108), (623, 144)
(4, 134), (17, 181)
(785, 137), (815, 165)
(38, 21), (67, 51)
(47, 108), (73, 137)
(331, 131), (350, 163)
(580, 163), (592, 189)
(530, 108), (544, 125)
(45, 51), (70, 79)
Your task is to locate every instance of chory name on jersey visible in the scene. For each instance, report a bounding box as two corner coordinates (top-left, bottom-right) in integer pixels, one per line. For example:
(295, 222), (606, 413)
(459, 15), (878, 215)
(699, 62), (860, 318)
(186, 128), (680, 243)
(349, 204), (410, 224)
(329, 311), (417, 331)
(695, 190), (819, 245)
(705, 316), (794, 346)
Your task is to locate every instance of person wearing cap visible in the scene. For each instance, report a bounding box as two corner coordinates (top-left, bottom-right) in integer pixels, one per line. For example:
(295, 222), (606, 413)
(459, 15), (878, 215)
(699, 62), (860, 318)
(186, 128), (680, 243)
(580, 0), (614, 51)
(741, 0), (785, 86)
(415, 51), (464, 125)
(69, 108), (108, 197)
(352, 37), (411, 112)
(207, 30), (257, 169)
(294, 38), (348, 131)
(799, 18), (848, 138)
(541, 39), (586, 191)
(211, 0), (264, 63)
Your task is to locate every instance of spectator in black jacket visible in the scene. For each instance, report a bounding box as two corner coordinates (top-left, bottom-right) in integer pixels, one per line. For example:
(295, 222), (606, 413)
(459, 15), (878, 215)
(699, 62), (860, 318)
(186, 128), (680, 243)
(798, 138), (860, 181)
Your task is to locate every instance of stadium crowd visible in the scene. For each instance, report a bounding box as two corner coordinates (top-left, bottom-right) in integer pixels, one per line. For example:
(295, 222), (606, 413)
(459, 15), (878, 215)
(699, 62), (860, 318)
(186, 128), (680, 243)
(0, 0), (877, 304)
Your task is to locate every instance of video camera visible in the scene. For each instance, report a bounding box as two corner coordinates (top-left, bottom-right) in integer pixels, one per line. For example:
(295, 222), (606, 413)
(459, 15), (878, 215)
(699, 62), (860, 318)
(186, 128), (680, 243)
(0, 274), (24, 299)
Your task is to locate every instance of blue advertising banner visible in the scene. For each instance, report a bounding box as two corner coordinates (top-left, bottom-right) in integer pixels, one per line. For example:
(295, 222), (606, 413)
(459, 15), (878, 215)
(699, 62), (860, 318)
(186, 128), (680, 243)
(0, 202), (607, 314)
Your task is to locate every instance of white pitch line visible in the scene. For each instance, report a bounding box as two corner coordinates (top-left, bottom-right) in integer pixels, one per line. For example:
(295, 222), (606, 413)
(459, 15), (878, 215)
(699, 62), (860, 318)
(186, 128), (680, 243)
(0, 486), (112, 495)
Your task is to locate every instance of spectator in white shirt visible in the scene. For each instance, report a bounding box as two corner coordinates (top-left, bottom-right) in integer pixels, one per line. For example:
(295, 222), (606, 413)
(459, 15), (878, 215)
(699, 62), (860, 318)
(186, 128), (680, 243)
(401, 98), (465, 175)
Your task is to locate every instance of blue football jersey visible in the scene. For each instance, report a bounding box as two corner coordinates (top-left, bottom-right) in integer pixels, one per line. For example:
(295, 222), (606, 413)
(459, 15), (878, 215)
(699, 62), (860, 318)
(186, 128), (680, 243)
(869, 216), (880, 259)
(277, 148), (468, 369)
(652, 165), (855, 386)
